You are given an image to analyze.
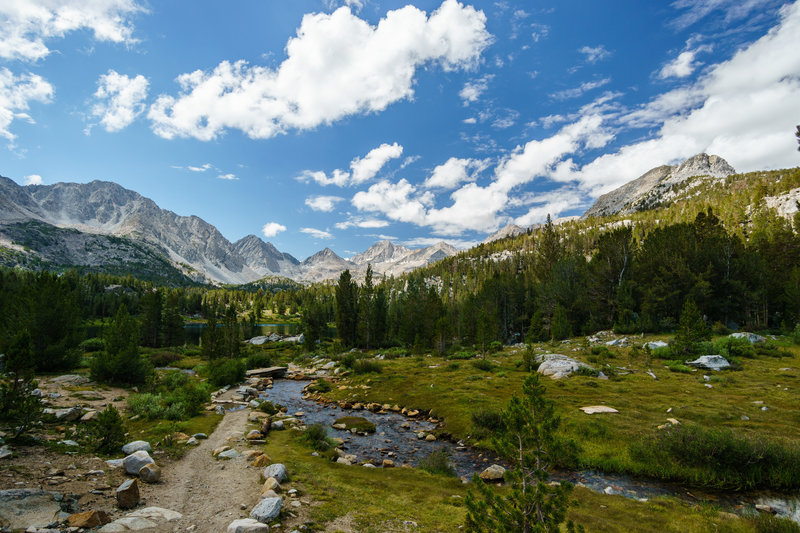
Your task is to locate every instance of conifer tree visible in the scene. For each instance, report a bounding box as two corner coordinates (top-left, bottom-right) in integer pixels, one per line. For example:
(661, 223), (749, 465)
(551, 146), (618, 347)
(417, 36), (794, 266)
(465, 374), (581, 532)
(672, 299), (710, 356)
(335, 270), (358, 347)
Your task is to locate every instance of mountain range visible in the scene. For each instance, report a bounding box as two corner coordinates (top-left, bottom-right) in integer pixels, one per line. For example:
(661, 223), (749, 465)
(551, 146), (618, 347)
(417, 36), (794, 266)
(0, 176), (459, 285)
(1, 153), (764, 285)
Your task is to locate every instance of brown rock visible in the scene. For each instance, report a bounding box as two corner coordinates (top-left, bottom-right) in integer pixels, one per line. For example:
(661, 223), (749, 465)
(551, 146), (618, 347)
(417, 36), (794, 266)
(253, 454), (271, 467)
(212, 446), (231, 457)
(68, 510), (110, 528)
(382, 459), (394, 468)
(262, 477), (281, 493)
(139, 463), (161, 483)
(116, 478), (140, 509)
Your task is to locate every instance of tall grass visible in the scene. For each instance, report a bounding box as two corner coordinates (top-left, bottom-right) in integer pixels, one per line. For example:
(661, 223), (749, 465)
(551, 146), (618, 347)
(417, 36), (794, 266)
(628, 424), (800, 491)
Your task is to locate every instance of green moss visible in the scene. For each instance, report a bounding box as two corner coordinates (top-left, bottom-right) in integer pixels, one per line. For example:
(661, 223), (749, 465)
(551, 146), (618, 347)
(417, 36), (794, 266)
(333, 416), (376, 433)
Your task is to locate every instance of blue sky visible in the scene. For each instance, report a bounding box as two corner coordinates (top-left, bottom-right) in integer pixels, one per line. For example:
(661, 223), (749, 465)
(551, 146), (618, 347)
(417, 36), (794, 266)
(2, 0), (799, 260)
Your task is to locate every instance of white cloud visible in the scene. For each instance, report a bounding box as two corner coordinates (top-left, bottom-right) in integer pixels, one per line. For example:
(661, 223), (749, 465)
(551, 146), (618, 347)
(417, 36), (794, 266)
(350, 142), (403, 184)
(0, 67), (53, 142)
(0, 0), (144, 62)
(670, 0), (783, 30)
(530, 23), (549, 43)
(402, 236), (477, 249)
(23, 173), (42, 185)
(217, 173), (238, 180)
(305, 195), (344, 212)
(188, 163), (212, 172)
(90, 70), (149, 132)
(659, 50), (699, 79)
(262, 222), (287, 237)
(148, 0), (491, 140)
(300, 227), (333, 239)
(579, 45), (610, 63)
(352, 179), (433, 225)
(571, 0), (800, 194)
(423, 157), (488, 188)
(298, 142), (402, 187)
(334, 216), (389, 229)
(551, 78), (611, 100)
(459, 74), (493, 105)
(462, 117), (477, 124)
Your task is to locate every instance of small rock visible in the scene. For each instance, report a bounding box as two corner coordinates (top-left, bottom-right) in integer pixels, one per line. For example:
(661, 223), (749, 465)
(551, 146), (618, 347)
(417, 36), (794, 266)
(127, 506), (182, 521)
(58, 439), (80, 447)
(185, 437), (199, 446)
(212, 446), (231, 457)
(479, 464), (505, 482)
(262, 463), (288, 483)
(425, 434), (436, 442)
(218, 449), (240, 460)
(382, 459), (394, 468)
(228, 518), (269, 533)
(741, 415), (750, 421)
(122, 441), (152, 455)
(123, 450), (155, 476)
(67, 510), (111, 528)
(192, 433), (208, 440)
(115, 478), (140, 509)
(262, 477), (281, 493)
(139, 463), (161, 483)
(250, 497), (282, 523)
(253, 454), (271, 468)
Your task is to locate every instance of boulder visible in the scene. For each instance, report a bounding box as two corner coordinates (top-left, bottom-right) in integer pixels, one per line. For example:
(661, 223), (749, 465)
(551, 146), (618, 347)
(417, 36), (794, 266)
(52, 406), (83, 421)
(68, 510), (111, 528)
(644, 341), (668, 350)
(686, 355), (730, 371)
(253, 454), (271, 467)
(80, 410), (99, 422)
(139, 463), (161, 483)
(535, 354), (594, 379)
(262, 463), (287, 483)
(116, 479), (140, 509)
(0, 445), (11, 459)
(50, 374), (90, 385)
(100, 516), (157, 531)
(123, 450), (155, 475)
(212, 445), (231, 457)
(122, 441), (151, 455)
(479, 464), (506, 482)
(382, 459), (394, 468)
(228, 518), (270, 533)
(250, 497), (282, 523)
(579, 405), (619, 414)
(425, 434), (436, 442)
(192, 433), (208, 439)
(730, 332), (766, 343)
(246, 430), (263, 440)
(0, 489), (61, 529)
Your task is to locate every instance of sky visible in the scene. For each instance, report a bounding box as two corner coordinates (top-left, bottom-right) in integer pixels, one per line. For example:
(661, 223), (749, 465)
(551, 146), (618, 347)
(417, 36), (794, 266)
(1, 0), (799, 260)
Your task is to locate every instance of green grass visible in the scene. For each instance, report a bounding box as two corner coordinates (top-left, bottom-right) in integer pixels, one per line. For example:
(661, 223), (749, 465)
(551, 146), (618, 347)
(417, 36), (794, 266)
(319, 336), (800, 491)
(333, 416), (376, 433)
(126, 411), (222, 457)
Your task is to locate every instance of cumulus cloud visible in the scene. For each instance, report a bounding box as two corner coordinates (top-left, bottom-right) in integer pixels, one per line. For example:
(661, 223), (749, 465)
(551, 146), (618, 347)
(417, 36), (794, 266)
(423, 157), (488, 188)
(579, 45), (610, 63)
(350, 143), (403, 184)
(90, 70), (149, 132)
(0, 67), (53, 142)
(0, 0), (144, 62)
(305, 195), (344, 212)
(298, 142), (402, 186)
(217, 173), (238, 180)
(300, 227), (333, 239)
(148, 0), (491, 140)
(658, 50), (700, 79)
(23, 174), (42, 185)
(459, 74), (493, 105)
(188, 163), (212, 172)
(352, 179), (434, 225)
(262, 222), (287, 237)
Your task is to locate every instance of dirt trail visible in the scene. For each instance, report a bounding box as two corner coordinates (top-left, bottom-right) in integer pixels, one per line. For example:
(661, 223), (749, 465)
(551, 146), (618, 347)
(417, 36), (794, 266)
(142, 406), (262, 532)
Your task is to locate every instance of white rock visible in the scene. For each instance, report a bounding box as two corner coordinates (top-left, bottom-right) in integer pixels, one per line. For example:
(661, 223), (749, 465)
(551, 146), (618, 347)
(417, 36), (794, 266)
(579, 406), (619, 414)
(218, 449), (240, 460)
(127, 507), (182, 521)
(686, 355), (730, 371)
(729, 332), (766, 343)
(121, 441), (151, 455)
(123, 450), (155, 476)
(262, 463), (288, 483)
(535, 354), (594, 379)
(250, 497), (282, 523)
(227, 518), (269, 533)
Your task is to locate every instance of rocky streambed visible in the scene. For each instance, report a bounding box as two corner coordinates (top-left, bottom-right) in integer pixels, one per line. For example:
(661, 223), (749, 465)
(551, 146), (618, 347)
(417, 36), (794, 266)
(260, 378), (800, 524)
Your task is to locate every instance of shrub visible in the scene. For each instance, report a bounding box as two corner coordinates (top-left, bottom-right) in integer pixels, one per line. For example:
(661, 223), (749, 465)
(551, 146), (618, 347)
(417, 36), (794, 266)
(418, 448), (456, 476)
(258, 400), (279, 415)
(79, 337), (105, 352)
(448, 351), (475, 360)
(713, 337), (756, 359)
(128, 393), (165, 419)
(488, 341), (503, 353)
(471, 359), (494, 372)
(150, 350), (181, 367)
(756, 343), (791, 358)
(752, 513), (800, 533)
(666, 360), (692, 373)
(245, 352), (272, 370)
(340, 353), (357, 369)
(79, 405), (125, 454)
(352, 359), (382, 374)
(307, 379), (331, 393)
(207, 358), (245, 387)
(793, 323), (800, 345)
(471, 408), (504, 432)
(629, 424), (800, 490)
(651, 346), (673, 359)
(712, 321), (731, 336)
(447, 362), (461, 371)
(574, 366), (599, 377)
(160, 372), (209, 418)
(383, 347), (409, 359)
(300, 423), (333, 451)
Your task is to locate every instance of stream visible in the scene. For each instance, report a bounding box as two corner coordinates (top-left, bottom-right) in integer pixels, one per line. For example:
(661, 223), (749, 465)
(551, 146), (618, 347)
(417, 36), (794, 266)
(258, 379), (800, 524)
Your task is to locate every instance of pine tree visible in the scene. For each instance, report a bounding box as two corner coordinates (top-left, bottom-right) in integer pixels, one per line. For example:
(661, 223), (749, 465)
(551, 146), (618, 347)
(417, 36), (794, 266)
(672, 298), (711, 356)
(550, 305), (571, 341)
(465, 374), (581, 532)
(335, 270), (358, 347)
(91, 305), (150, 385)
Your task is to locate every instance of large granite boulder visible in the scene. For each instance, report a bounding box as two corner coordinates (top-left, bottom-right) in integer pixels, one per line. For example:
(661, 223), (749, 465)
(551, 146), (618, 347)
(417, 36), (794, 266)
(250, 497), (282, 523)
(122, 441), (151, 455)
(535, 354), (594, 379)
(686, 355), (730, 371)
(0, 489), (61, 529)
(123, 450), (155, 475)
(262, 463), (288, 483)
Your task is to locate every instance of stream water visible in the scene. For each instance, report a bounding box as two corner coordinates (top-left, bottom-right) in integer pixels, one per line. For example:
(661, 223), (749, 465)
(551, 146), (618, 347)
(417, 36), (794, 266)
(258, 379), (800, 523)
